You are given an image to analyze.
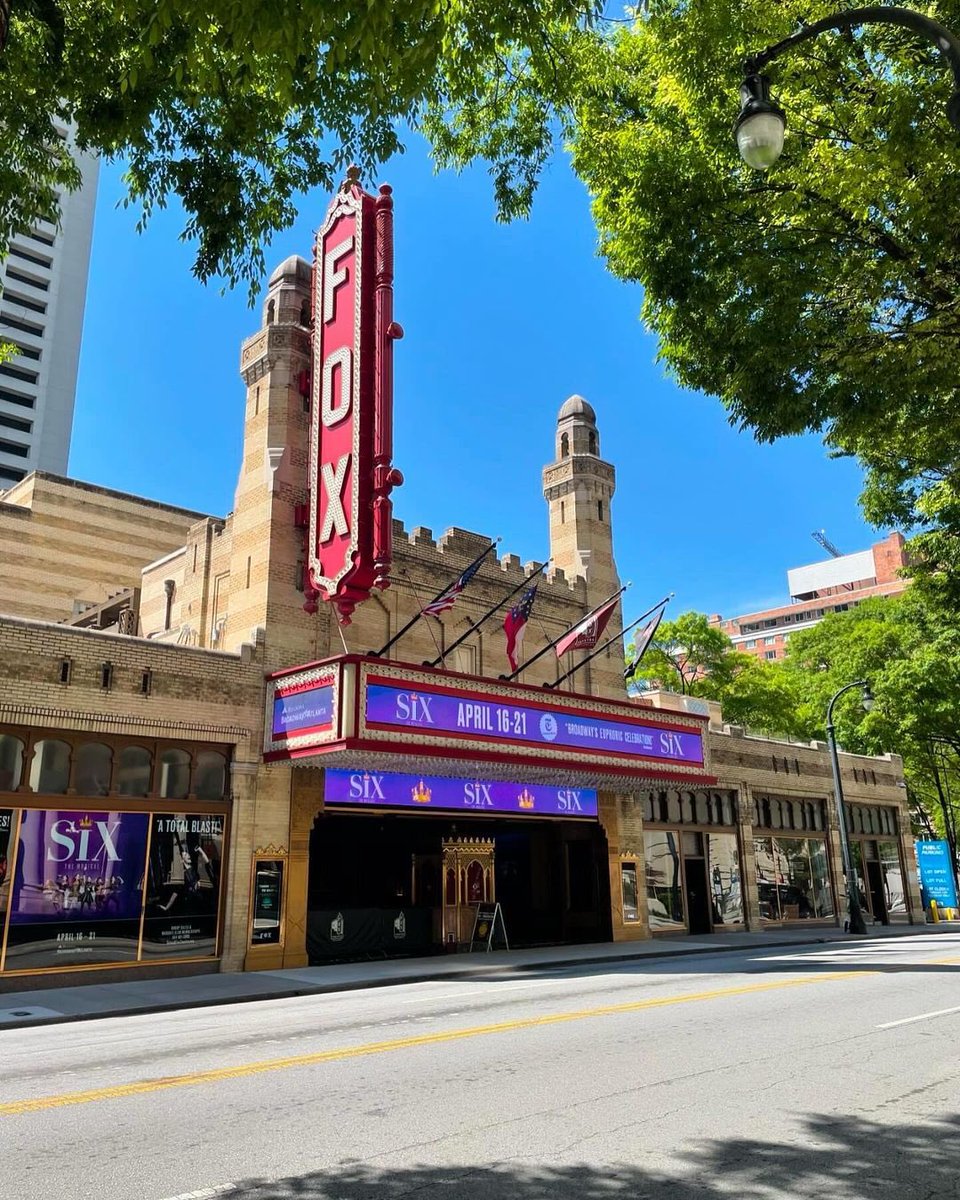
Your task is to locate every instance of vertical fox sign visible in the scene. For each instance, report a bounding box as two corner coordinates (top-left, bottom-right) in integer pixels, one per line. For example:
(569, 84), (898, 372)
(305, 167), (403, 624)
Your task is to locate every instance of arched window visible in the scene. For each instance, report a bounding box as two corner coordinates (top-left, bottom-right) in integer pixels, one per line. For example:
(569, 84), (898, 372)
(116, 746), (152, 797)
(588, 430), (597, 455)
(0, 734), (24, 791)
(266, 299), (275, 325)
(74, 743), (113, 797)
(159, 748), (192, 799)
(299, 299), (311, 326)
(195, 751), (227, 800)
(560, 432), (569, 458)
(445, 868), (456, 905)
(28, 739), (71, 794)
(597, 500), (604, 522)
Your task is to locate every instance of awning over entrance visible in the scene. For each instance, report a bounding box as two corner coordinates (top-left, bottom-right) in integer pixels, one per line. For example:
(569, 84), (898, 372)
(263, 655), (715, 790)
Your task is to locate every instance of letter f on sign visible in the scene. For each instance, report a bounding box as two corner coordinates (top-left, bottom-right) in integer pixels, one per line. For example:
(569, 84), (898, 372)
(323, 235), (353, 324)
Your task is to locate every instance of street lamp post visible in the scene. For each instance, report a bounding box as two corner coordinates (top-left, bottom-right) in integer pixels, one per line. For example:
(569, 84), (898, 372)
(734, 6), (960, 168)
(826, 679), (875, 935)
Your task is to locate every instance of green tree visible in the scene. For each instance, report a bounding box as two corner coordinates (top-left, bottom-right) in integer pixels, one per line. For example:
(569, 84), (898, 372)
(626, 609), (802, 735)
(1, 0), (602, 294)
(784, 591), (960, 861)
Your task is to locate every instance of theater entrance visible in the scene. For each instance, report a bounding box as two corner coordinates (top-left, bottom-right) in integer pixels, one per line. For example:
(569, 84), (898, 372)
(307, 810), (611, 962)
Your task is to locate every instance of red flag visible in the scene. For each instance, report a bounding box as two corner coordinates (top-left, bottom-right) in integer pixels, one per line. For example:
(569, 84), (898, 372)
(555, 596), (619, 657)
(503, 585), (538, 673)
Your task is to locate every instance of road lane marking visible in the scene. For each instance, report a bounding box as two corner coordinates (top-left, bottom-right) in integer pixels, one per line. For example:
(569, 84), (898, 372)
(877, 1003), (960, 1029)
(0, 970), (869, 1117)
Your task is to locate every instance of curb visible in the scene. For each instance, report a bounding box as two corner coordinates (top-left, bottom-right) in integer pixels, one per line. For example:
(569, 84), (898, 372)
(0, 925), (939, 1032)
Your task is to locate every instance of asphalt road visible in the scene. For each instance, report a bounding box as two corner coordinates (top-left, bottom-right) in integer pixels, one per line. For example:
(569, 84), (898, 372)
(3, 933), (960, 1200)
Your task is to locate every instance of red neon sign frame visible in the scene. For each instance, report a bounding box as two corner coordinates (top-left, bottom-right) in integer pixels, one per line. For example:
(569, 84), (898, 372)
(305, 169), (402, 624)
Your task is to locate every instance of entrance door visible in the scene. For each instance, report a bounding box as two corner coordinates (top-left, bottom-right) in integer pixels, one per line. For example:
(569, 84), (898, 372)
(865, 854), (889, 925)
(684, 856), (712, 935)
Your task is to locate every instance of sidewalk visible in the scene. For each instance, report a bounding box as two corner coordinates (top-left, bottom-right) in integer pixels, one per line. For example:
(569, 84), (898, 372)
(1, 922), (955, 1031)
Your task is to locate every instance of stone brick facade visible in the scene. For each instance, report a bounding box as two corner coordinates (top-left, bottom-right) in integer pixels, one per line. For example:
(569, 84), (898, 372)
(0, 250), (922, 987)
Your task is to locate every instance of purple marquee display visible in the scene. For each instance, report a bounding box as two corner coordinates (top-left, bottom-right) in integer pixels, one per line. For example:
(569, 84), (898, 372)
(325, 769), (598, 818)
(272, 683), (334, 739)
(364, 682), (704, 765)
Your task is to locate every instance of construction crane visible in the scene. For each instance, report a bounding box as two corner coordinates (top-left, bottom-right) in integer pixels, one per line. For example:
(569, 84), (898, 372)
(812, 529), (843, 558)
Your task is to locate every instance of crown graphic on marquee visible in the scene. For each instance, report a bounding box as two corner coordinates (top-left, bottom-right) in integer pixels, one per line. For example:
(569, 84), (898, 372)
(518, 788), (536, 810)
(412, 779), (432, 804)
(78, 815), (93, 829)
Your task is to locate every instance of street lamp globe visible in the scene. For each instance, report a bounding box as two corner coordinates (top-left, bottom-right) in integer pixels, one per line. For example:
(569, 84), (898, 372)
(734, 74), (786, 169)
(861, 682), (875, 712)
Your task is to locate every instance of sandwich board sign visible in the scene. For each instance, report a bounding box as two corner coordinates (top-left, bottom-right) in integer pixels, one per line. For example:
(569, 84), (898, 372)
(469, 902), (509, 952)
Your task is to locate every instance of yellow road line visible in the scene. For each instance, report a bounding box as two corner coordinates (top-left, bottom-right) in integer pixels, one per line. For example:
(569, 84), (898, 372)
(0, 970), (870, 1118)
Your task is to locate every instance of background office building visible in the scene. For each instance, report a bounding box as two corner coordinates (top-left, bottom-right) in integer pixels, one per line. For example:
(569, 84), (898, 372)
(711, 532), (910, 662)
(0, 132), (99, 487)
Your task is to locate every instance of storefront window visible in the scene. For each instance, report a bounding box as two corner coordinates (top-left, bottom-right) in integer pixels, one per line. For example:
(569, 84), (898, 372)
(116, 746), (153, 797)
(644, 830), (685, 931)
(0, 735), (24, 791)
(621, 861), (639, 922)
(755, 836), (833, 920)
(879, 841), (907, 916)
(74, 743), (112, 797)
(159, 749), (191, 799)
(28, 739), (71, 794)
(708, 833), (742, 925)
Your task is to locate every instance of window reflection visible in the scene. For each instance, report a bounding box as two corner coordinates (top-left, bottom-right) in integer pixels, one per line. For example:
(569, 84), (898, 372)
(159, 749), (191, 799)
(755, 836), (833, 921)
(708, 833), (742, 925)
(0, 734), (24, 791)
(195, 751), (227, 800)
(879, 841), (906, 915)
(644, 830), (685, 930)
(28, 739), (71, 794)
(74, 743), (112, 797)
(621, 862), (639, 922)
(116, 746), (152, 797)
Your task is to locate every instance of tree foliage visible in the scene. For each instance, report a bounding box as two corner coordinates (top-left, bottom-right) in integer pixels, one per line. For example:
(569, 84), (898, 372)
(0, 0), (602, 295)
(627, 610), (802, 734)
(563, 1), (960, 599)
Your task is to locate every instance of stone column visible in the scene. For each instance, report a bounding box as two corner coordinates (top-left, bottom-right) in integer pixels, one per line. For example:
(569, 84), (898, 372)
(221, 759), (260, 971)
(282, 766), (323, 968)
(600, 790), (650, 941)
(736, 784), (762, 931)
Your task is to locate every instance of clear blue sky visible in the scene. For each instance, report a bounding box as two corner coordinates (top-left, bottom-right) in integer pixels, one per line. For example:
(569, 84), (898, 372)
(69, 136), (881, 622)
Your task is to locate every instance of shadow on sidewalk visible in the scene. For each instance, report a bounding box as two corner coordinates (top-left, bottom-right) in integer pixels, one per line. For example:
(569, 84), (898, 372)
(216, 1112), (960, 1198)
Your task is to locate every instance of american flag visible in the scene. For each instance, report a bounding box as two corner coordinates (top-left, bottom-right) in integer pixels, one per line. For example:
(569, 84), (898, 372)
(421, 557), (485, 617)
(503, 585), (539, 673)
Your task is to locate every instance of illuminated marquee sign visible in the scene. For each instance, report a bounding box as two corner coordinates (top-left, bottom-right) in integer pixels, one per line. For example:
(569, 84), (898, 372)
(325, 769), (598, 818)
(306, 169), (403, 624)
(365, 679), (704, 766)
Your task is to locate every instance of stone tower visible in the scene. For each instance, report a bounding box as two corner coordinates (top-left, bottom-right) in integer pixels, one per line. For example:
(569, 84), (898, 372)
(543, 395), (618, 600)
(227, 255), (329, 669)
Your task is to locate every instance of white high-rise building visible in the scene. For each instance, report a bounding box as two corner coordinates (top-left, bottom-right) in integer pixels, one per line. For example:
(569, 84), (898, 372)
(0, 135), (99, 487)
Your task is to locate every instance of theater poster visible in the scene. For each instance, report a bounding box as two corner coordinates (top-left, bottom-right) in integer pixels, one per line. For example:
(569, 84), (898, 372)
(141, 812), (225, 959)
(0, 808), (14, 920)
(4, 809), (149, 971)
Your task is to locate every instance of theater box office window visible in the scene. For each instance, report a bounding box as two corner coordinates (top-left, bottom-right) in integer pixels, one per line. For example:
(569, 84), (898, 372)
(0, 728), (231, 976)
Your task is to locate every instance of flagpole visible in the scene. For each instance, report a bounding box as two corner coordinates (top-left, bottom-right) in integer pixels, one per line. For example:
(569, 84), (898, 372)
(427, 559), (551, 668)
(545, 594), (672, 690)
(499, 583), (630, 682)
(369, 539), (500, 658)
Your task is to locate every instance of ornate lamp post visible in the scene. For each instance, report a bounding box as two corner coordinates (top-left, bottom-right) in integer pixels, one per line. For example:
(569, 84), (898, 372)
(826, 680), (875, 935)
(734, 6), (960, 168)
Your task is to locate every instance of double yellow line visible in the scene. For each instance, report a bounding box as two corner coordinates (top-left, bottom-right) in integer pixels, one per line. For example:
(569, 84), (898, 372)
(1, 969), (866, 1118)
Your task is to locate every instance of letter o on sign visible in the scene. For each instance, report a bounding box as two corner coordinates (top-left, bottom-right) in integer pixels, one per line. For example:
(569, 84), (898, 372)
(322, 345), (352, 428)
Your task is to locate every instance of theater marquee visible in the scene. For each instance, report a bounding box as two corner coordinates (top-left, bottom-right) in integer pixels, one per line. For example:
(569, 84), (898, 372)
(264, 656), (712, 785)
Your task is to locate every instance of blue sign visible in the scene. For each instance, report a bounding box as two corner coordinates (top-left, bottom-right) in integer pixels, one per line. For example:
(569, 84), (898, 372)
(325, 769), (598, 818)
(916, 840), (958, 911)
(273, 684), (334, 738)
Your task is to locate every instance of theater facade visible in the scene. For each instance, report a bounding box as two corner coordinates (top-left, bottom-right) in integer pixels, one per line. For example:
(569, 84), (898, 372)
(0, 182), (923, 988)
